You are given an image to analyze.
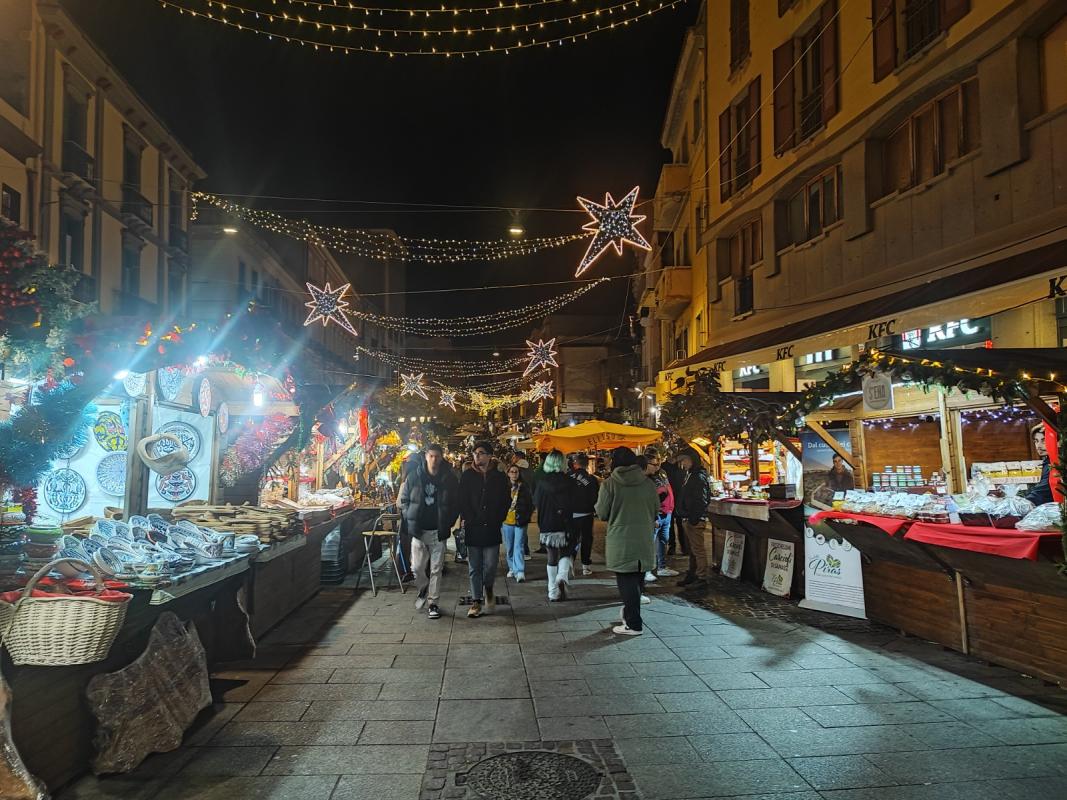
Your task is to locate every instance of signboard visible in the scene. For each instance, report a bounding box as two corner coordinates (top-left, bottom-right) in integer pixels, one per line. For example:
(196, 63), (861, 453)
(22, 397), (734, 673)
(720, 532), (745, 579)
(762, 539), (795, 597)
(798, 525), (867, 618)
(900, 317), (990, 350)
(801, 428), (855, 510)
(862, 373), (894, 413)
(559, 402), (595, 414)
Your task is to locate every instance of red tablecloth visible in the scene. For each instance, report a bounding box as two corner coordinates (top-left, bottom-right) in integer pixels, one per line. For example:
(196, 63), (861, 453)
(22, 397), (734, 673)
(808, 511), (910, 536)
(904, 521), (1061, 561)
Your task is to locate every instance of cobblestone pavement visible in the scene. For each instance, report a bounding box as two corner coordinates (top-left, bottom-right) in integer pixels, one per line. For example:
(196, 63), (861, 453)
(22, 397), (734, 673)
(60, 523), (1067, 800)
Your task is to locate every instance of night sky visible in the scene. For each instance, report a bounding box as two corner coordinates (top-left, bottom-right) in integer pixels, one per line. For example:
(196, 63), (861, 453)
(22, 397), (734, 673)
(63, 0), (695, 336)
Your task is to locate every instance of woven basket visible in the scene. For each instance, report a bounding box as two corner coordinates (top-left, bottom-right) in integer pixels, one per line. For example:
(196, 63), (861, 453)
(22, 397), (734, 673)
(0, 558), (130, 666)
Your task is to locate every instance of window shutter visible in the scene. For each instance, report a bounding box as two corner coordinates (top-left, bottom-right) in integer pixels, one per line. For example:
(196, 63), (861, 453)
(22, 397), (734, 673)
(820, 1), (839, 121)
(719, 108), (732, 201)
(747, 77), (761, 179)
(772, 42), (795, 153)
(941, 0), (969, 29)
(872, 0), (896, 82)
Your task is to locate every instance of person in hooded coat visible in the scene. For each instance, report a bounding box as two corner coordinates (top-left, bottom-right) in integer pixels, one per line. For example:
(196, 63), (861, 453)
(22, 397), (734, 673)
(595, 447), (659, 635)
(533, 449), (578, 600)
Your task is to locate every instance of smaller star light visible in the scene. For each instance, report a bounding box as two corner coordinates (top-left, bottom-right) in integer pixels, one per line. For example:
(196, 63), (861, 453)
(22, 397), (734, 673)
(574, 186), (652, 277)
(438, 389), (458, 411)
(400, 372), (429, 400)
(529, 380), (555, 401)
(304, 282), (358, 336)
(524, 338), (559, 377)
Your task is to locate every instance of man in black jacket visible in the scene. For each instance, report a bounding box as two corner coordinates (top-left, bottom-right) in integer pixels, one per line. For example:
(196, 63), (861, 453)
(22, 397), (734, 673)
(660, 452), (689, 557)
(675, 450), (711, 590)
(399, 443), (460, 619)
(569, 453), (600, 575)
(458, 441), (511, 618)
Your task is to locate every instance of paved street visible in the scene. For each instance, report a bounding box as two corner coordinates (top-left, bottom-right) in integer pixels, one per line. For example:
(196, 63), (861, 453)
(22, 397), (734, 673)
(61, 526), (1067, 800)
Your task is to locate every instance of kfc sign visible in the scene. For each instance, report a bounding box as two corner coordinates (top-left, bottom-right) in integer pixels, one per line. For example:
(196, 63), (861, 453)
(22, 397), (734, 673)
(900, 318), (990, 350)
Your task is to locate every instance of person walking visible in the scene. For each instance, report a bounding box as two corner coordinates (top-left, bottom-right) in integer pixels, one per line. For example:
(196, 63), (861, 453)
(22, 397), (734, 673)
(502, 463), (533, 582)
(643, 452), (678, 579)
(661, 452), (688, 558)
(534, 449), (577, 601)
(398, 444), (459, 620)
(569, 453), (600, 576)
(675, 450), (712, 590)
(514, 456), (535, 559)
(458, 441), (510, 618)
(595, 447), (659, 636)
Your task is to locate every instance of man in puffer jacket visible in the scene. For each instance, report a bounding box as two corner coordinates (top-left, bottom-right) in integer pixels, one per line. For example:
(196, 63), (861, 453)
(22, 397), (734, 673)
(457, 441), (511, 618)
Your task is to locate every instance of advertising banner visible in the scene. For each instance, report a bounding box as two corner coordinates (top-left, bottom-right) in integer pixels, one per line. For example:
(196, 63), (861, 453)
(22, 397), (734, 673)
(720, 531), (746, 579)
(762, 539), (795, 597)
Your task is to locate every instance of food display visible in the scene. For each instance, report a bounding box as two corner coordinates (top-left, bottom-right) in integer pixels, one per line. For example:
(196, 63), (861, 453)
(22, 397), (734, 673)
(871, 465), (926, 490)
(970, 460), (1043, 485)
(952, 487), (1035, 529)
(1017, 503), (1063, 531)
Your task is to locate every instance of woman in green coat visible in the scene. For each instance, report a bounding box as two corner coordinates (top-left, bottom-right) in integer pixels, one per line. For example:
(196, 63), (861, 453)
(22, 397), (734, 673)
(595, 447), (659, 635)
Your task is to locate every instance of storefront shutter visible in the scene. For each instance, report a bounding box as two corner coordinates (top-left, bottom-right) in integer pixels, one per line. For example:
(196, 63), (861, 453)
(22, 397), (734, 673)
(941, 0), (969, 29)
(820, 0), (839, 121)
(772, 41), (795, 153)
(719, 108), (732, 202)
(747, 77), (762, 179)
(872, 0), (896, 82)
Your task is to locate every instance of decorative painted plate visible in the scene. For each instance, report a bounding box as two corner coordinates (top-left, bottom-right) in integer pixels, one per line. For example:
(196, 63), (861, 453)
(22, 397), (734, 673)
(96, 452), (128, 496)
(93, 411), (127, 452)
(123, 371), (147, 397)
(151, 421), (201, 460)
(217, 402), (229, 434)
(55, 437), (84, 461)
(42, 468), (87, 514)
(198, 378), (212, 417)
(157, 468), (196, 503)
(157, 367), (184, 401)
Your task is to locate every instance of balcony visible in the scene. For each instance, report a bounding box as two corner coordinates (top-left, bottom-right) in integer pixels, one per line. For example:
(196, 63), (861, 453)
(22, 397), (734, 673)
(653, 266), (692, 321)
(653, 163), (688, 232)
(60, 140), (95, 197)
(71, 271), (97, 305)
(113, 289), (158, 318)
(121, 186), (153, 233)
(903, 0), (940, 58)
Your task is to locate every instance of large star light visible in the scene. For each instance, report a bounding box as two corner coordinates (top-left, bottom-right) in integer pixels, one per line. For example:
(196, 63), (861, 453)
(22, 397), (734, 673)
(304, 282), (358, 336)
(529, 380), (555, 401)
(438, 389), (458, 411)
(400, 372), (429, 400)
(574, 186), (651, 277)
(523, 338), (559, 377)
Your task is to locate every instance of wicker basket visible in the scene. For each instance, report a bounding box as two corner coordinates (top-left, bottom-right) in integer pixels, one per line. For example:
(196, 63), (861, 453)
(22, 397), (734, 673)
(0, 558), (130, 666)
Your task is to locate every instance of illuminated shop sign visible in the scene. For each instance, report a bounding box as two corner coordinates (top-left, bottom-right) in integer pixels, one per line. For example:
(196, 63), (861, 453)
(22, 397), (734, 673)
(900, 317), (990, 350)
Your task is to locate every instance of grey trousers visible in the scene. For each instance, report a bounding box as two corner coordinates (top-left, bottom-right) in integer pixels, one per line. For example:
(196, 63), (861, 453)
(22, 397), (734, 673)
(467, 545), (500, 602)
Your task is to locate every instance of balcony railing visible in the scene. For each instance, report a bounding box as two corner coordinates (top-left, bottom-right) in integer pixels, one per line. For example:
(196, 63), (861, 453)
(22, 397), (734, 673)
(903, 0), (940, 58)
(113, 289), (158, 318)
(799, 88), (823, 140)
(168, 224), (188, 252)
(122, 186), (153, 228)
(71, 271), (97, 305)
(61, 140), (94, 184)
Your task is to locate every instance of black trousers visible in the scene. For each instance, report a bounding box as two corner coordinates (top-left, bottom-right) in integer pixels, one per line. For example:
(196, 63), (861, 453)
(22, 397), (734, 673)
(616, 570), (644, 631)
(574, 515), (595, 565)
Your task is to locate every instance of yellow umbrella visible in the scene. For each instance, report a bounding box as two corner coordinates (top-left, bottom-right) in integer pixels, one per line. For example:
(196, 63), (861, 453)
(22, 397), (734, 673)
(532, 420), (662, 453)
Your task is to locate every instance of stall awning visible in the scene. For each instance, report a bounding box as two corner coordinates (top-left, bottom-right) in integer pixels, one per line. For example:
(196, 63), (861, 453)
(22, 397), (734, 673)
(532, 420), (662, 453)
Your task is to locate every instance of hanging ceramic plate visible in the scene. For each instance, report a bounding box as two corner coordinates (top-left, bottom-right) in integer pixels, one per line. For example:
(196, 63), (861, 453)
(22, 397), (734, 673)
(151, 420), (201, 460)
(157, 367), (184, 401)
(217, 402), (229, 434)
(96, 452), (128, 496)
(54, 437), (85, 461)
(198, 378), (212, 418)
(93, 411), (127, 452)
(123, 371), (147, 397)
(42, 468), (87, 514)
(157, 468), (196, 503)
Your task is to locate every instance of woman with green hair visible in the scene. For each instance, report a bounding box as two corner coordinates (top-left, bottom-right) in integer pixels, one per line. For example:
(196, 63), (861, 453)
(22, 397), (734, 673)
(533, 449), (578, 600)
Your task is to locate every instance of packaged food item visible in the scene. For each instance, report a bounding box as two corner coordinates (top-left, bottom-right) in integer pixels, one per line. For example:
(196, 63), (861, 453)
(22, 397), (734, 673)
(1017, 503), (1063, 532)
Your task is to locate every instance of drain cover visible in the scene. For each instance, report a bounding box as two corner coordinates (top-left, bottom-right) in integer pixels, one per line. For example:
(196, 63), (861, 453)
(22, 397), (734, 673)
(460, 751), (601, 799)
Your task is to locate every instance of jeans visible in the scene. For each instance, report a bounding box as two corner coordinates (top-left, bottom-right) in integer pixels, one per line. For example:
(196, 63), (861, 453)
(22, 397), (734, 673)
(654, 513), (672, 570)
(502, 524), (527, 577)
(616, 571), (644, 631)
(573, 514), (595, 565)
(682, 521), (709, 578)
(467, 545), (499, 601)
(411, 532), (446, 602)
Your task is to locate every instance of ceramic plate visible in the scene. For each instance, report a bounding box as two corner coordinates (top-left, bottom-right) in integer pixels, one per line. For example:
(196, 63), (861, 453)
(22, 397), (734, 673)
(217, 402), (229, 434)
(93, 411), (127, 452)
(198, 378), (211, 417)
(152, 421), (201, 460)
(42, 468), (87, 514)
(96, 452), (128, 496)
(157, 468), (196, 503)
(123, 371), (147, 397)
(157, 367), (184, 401)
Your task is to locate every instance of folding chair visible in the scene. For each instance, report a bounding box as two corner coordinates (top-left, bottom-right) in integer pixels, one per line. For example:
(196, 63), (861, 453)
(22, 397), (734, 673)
(358, 511), (406, 597)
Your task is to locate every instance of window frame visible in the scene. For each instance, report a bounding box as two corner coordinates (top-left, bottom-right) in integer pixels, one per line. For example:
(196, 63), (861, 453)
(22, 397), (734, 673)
(1, 184), (21, 225)
(786, 165), (842, 246)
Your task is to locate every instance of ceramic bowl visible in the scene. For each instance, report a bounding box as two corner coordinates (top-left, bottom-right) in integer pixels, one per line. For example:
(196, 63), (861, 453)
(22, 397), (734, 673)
(94, 519), (116, 537)
(54, 556), (92, 578)
(128, 515), (151, 530)
(24, 527), (64, 545)
(113, 522), (133, 540)
(93, 548), (123, 577)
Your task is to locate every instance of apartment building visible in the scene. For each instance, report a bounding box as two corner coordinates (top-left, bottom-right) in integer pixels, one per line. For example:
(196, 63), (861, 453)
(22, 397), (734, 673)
(0, 0), (204, 317)
(645, 0), (1067, 401)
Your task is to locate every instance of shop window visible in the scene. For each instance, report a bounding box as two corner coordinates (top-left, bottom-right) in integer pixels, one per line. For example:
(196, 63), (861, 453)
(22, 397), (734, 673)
(873, 0), (971, 82)
(0, 184), (21, 225)
(730, 0), (750, 71)
(123, 138), (142, 192)
(59, 212), (84, 272)
(720, 78), (761, 201)
(773, 1), (839, 153)
(728, 217), (763, 279)
(167, 266), (184, 316)
(785, 166), (841, 245)
(880, 79), (979, 195)
(1040, 14), (1067, 114)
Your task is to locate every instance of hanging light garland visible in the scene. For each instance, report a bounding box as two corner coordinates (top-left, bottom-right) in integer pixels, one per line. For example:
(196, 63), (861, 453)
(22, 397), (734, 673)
(438, 388), (458, 411)
(354, 345), (526, 377)
(304, 281), (359, 335)
(158, 0), (688, 58)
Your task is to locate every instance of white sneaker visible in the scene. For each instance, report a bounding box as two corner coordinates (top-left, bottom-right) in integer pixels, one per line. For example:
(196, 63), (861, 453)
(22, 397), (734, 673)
(523, 554), (532, 561)
(644, 571), (657, 582)
(612, 624), (643, 636)
(515, 573), (525, 583)
(640, 595), (651, 605)
(506, 570), (514, 579)
(581, 566), (592, 576)
(656, 567), (679, 577)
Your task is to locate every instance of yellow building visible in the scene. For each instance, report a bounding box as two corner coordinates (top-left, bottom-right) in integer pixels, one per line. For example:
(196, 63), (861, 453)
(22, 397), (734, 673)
(0, 0), (204, 317)
(647, 0), (1067, 401)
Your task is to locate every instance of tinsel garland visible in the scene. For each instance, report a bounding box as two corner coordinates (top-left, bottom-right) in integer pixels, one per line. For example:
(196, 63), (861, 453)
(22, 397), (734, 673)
(219, 414), (296, 487)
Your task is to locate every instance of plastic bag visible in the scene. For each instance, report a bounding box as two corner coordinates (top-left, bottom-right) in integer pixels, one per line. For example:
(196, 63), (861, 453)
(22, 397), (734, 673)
(1017, 503), (1063, 532)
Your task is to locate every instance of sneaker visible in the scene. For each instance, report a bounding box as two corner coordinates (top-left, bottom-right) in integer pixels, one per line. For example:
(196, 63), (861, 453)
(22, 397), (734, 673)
(506, 570), (514, 579)
(612, 624), (643, 636)
(676, 572), (697, 587)
(467, 602), (482, 618)
(524, 553), (532, 561)
(581, 565), (593, 576)
(684, 577), (709, 592)
(455, 554), (467, 563)
(414, 589), (428, 610)
(427, 603), (441, 619)
(401, 571), (416, 583)
(641, 594), (651, 605)
(656, 567), (679, 577)
(515, 573), (526, 583)
(644, 571), (657, 582)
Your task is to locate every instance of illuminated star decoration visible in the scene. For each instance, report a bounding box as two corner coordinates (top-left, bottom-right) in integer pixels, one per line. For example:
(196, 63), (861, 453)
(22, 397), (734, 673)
(523, 338), (559, 377)
(438, 389), (458, 411)
(574, 186), (652, 277)
(528, 380), (555, 401)
(400, 372), (429, 400)
(304, 282), (358, 336)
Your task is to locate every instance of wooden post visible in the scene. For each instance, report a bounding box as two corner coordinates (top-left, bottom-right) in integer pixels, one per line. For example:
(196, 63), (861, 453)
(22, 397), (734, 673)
(749, 434), (760, 486)
(849, 419), (868, 490)
(955, 571), (969, 654)
(771, 431), (803, 462)
(936, 390), (959, 492)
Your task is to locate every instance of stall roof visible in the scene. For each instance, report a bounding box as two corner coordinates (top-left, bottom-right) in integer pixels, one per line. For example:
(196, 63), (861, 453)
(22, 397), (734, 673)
(883, 348), (1067, 375)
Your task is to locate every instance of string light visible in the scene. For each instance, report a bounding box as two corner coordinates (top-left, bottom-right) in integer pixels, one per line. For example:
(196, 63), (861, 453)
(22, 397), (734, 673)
(399, 372), (430, 400)
(354, 346), (526, 377)
(304, 281), (358, 335)
(575, 187), (651, 277)
(158, 0), (686, 58)
(523, 338), (559, 376)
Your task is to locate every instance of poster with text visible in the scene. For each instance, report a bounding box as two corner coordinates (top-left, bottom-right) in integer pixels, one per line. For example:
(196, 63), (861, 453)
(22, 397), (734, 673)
(720, 532), (746, 579)
(798, 524), (867, 618)
(762, 539), (795, 597)
(802, 428), (855, 512)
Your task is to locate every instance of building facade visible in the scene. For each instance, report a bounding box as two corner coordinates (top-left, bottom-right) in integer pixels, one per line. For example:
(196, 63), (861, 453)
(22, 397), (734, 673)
(645, 0), (1067, 402)
(0, 0), (204, 318)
